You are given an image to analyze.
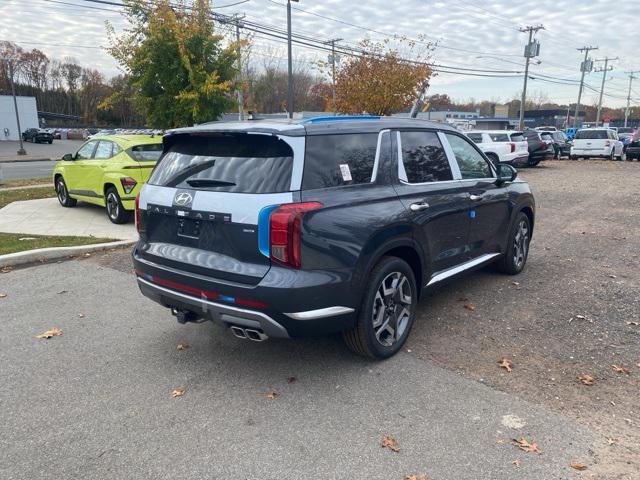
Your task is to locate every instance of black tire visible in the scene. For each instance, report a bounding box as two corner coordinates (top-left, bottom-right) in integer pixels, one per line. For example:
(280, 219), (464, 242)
(48, 140), (53, 144)
(55, 176), (77, 207)
(554, 146), (560, 160)
(609, 149), (615, 161)
(343, 256), (418, 359)
(527, 156), (541, 167)
(105, 187), (130, 224)
(496, 212), (531, 275)
(569, 155), (577, 160)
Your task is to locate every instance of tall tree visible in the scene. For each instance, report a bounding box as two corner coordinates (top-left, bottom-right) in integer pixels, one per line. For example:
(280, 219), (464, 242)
(105, 0), (238, 128)
(334, 39), (434, 115)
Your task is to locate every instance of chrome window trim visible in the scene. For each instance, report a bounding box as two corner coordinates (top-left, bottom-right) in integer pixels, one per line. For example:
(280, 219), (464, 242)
(370, 129), (391, 183)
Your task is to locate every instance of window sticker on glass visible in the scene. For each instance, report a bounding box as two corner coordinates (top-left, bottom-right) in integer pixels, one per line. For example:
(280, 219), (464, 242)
(339, 164), (352, 182)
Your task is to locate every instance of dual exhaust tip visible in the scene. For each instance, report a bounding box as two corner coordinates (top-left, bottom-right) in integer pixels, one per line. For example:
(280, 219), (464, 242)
(229, 325), (268, 342)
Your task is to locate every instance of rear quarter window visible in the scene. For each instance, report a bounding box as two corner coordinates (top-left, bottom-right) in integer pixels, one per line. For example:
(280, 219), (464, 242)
(510, 133), (525, 142)
(489, 133), (509, 142)
(302, 133), (378, 190)
(129, 144), (163, 161)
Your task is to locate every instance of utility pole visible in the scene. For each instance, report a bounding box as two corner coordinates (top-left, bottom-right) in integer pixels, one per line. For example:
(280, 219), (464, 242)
(324, 38), (342, 114)
(518, 25), (544, 130)
(1, 58), (26, 155)
(234, 15), (245, 121)
(594, 56), (618, 126)
(573, 46), (598, 128)
(624, 71), (638, 128)
(286, 0), (299, 119)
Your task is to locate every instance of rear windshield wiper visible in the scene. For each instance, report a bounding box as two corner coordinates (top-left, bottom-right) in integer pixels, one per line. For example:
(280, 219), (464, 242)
(186, 179), (236, 188)
(165, 159), (218, 187)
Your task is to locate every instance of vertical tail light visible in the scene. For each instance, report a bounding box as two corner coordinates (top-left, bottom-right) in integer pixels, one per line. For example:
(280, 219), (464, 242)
(269, 202), (323, 269)
(134, 193), (142, 234)
(508, 142), (515, 153)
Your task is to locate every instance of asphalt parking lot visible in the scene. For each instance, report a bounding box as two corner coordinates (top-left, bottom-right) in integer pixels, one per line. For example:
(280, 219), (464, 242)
(1, 159), (638, 479)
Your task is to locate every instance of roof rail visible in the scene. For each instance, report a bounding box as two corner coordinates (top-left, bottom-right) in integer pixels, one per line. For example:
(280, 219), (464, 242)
(301, 115), (381, 123)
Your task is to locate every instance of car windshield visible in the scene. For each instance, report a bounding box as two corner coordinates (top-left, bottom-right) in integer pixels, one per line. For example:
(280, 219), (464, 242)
(575, 130), (608, 139)
(148, 132), (294, 193)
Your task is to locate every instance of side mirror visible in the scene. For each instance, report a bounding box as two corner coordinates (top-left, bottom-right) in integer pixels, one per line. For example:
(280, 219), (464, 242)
(62, 153), (74, 161)
(496, 163), (517, 183)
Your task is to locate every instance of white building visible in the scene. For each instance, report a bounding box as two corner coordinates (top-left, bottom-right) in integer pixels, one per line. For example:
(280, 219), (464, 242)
(0, 95), (39, 141)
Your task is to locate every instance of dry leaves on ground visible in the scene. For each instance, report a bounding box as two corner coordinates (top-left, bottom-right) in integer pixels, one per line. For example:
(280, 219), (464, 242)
(625, 321), (639, 326)
(511, 459), (520, 468)
(176, 342), (189, 351)
(381, 435), (400, 452)
(1, 265), (13, 273)
(498, 357), (513, 373)
(171, 387), (185, 398)
(264, 389), (279, 400)
(0, 293), (7, 298)
(35, 327), (63, 339)
(405, 475), (428, 480)
(287, 376), (297, 384)
(606, 438), (617, 446)
(463, 303), (476, 311)
(513, 437), (541, 454)
(570, 462), (588, 471)
(578, 373), (595, 386)
(611, 365), (630, 375)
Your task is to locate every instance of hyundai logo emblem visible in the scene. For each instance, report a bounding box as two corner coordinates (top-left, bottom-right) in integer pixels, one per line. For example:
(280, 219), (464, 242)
(174, 192), (193, 206)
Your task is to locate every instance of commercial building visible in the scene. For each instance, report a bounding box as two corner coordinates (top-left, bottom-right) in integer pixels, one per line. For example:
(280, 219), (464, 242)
(0, 95), (39, 141)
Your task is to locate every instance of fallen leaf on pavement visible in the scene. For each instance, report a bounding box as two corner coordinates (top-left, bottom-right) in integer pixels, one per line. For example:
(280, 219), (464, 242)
(512, 459), (520, 467)
(1, 266), (12, 273)
(405, 475), (428, 480)
(626, 321), (639, 326)
(611, 365), (630, 375)
(578, 373), (594, 386)
(457, 297), (469, 302)
(575, 314), (586, 320)
(176, 342), (189, 351)
(264, 389), (279, 399)
(498, 358), (513, 373)
(606, 438), (617, 445)
(57, 290), (68, 294)
(381, 435), (400, 452)
(287, 376), (297, 383)
(464, 303), (476, 311)
(171, 387), (185, 398)
(78, 313), (85, 318)
(0, 293), (6, 298)
(608, 274), (617, 279)
(35, 327), (63, 339)
(570, 462), (588, 471)
(513, 437), (541, 454)
(512, 281), (520, 286)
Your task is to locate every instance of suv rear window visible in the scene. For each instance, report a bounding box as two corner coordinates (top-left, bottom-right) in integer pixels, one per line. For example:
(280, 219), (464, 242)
(575, 130), (608, 140)
(130, 144), (163, 161)
(488, 133), (509, 142)
(510, 133), (525, 142)
(148, 133), (293, 193)
(302, 133), (378, 189)
(466, 133), (483, 144)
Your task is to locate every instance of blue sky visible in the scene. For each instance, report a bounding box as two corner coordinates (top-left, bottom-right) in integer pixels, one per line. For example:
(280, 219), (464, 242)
(1, 0), (638, 107)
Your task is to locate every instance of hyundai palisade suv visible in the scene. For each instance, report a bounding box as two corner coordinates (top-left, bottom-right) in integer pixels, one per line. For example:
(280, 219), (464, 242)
(133, 117), (535, 359)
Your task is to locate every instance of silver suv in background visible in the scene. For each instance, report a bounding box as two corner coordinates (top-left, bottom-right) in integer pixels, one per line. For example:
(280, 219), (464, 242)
(466, 130), (529, 166)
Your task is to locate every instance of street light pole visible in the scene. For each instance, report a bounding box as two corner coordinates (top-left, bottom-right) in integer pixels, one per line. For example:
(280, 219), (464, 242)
(286, 0), (299, 119)
(325, 38), (342, 114)
(2, 59), (26, 155)
(234, 15), (245, 121)
(624, 71), (638, 128)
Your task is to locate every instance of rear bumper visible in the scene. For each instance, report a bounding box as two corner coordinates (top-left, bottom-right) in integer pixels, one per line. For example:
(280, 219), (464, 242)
(133, 246), (358, 338)
(571, 147), (610, 157)
(503, 154), (529, 166)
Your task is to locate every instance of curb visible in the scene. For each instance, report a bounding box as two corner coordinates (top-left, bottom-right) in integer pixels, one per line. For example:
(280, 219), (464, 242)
(0, 239), (136, 268)
(0, 158), (55, 163)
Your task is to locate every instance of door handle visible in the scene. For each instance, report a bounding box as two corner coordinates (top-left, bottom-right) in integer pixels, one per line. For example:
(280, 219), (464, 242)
(469, 194), (483, 201)
(410, 202), (430, 212)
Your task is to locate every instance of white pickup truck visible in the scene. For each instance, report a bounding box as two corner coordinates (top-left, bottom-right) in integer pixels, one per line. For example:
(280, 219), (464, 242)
(570, 128), (624, 160)
(465, 130), (530, 166)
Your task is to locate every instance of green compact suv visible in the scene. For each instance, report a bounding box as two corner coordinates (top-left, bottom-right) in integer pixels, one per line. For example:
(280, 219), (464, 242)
(53, 135), (163, 224)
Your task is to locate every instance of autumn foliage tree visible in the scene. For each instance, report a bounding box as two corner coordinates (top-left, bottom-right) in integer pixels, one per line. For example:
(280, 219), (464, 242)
(334, 39), (434, 115)
(105, 0), (238, 128)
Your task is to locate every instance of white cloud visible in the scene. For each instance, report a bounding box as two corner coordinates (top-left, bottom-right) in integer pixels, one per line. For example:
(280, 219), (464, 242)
(0, 0), (636, 106)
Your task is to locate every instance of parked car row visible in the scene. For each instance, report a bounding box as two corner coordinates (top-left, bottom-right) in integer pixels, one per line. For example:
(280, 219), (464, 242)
(465, 129), (554, 167)
(21, 128), (53, 144)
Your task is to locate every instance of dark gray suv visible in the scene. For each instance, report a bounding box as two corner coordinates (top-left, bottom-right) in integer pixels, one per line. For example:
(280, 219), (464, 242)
(133, 117), (535, 358)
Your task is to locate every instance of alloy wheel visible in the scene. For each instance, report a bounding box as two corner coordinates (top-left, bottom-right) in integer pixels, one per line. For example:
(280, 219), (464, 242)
(56, 180), (67, 204)
(371, 271), (413, 347)
(513, 220), (529, 270)
(106, 192), (119, 220)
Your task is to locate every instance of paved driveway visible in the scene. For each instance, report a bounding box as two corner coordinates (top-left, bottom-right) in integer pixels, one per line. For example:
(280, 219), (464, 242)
(0, 139), (83, 161)
(0, 197), (136, 240)
(0, 259), (592, 480)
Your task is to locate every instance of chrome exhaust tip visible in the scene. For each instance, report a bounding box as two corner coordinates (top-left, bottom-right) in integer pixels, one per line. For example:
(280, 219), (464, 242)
(230, 326), (247, 339)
